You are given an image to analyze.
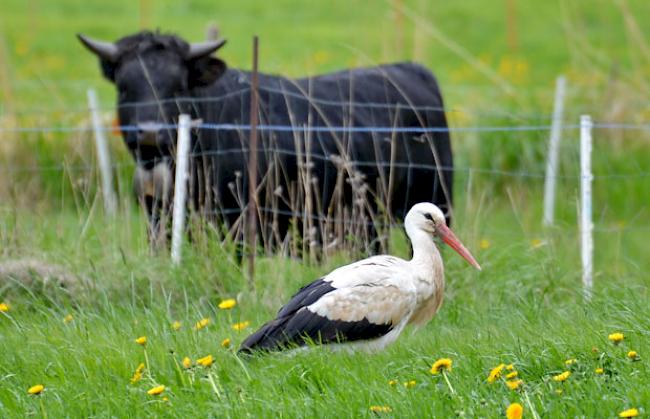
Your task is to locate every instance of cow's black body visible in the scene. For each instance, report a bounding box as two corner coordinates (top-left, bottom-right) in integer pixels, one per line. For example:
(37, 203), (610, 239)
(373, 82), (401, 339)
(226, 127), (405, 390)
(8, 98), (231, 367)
(79, 31), (453, 253)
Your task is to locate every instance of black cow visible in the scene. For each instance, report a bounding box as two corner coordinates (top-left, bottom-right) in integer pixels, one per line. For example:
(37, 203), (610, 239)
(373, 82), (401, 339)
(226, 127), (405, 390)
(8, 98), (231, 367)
(78, 31), (453, 254)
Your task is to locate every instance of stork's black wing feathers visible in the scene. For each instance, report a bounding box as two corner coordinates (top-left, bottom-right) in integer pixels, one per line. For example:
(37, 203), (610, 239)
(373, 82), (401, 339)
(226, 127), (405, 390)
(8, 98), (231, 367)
(238, 278), (393, 353)
(276, 278), (335, 318)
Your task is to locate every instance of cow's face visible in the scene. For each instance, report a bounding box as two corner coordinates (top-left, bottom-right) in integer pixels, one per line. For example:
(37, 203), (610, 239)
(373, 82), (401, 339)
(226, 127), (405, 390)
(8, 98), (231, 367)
(78, 32), (227, 167)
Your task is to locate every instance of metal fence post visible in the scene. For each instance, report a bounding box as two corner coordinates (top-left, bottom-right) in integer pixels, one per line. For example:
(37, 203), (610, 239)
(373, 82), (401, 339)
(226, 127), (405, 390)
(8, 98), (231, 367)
(171, 114), (192, 264)
(542, 76), (566, 226)
(87, 88), (117, 215)
(580, 115), (593, 300)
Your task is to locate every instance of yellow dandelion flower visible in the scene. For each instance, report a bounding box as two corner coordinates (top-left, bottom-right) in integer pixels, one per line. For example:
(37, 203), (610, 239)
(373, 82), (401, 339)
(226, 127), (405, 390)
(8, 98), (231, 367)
(221, 338), (231, 348)
(388, 380), (397, 386)
(505, 364), (515, 371)
(506, 371), (518, 379)
(553, 371), (570, 382)
(130, 371), (142, 384)
(136, 363), (145, 373)
(506, 402), (523, 419)
(595, 368), (604, 374)
(27, 384), (44, 395)
(232, 321), (250, 331)
(0, 302), (10, 312)
(479, 239), (491, 250)
(172, 321), (181, 331)
(430, 358), (453, 374)
(487, 363), (506, 383)
(135, 336), (147, 346)
(530, 238), (545, 249)
(182, 357), (192, 369)
(403, 380), (416, 389)
(197, 355), (213, 367)
(147, 385), (165, 396)
(619, 408), (639, 418)
(627, 351), (638, 360)
(369, 405), (392, 413)
(194, 318), (210, 330)
(63, 314), (73, 323)
(218, 298), (237, 310)
(565, 358), (576, 366)
(506, 379), (523, 390)
(608, 332), (624, 344)
(162, 396), (169, 402)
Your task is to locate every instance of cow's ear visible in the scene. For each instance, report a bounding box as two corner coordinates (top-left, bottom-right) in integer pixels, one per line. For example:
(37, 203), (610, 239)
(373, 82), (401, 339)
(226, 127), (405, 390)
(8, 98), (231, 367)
(187, 56), (227, 88)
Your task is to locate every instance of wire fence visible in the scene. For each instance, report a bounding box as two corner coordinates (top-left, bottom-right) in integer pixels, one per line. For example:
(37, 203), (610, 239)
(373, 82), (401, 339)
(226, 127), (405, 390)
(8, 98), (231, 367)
(1, 96), (649, 258)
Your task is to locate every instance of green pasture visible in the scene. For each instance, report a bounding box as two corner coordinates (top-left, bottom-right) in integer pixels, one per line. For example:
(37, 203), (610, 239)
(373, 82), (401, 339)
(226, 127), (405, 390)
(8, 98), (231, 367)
(0, 0), (649, 417)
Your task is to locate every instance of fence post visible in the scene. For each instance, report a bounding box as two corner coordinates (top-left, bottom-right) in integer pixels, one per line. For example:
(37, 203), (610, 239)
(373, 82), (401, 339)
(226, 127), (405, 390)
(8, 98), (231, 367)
(87, 88), (117, 216)
(542, 75), (566, 226)
(580, 115), (593, 300)
(246, 36), (260, 289)
(171, 114), (192, 265)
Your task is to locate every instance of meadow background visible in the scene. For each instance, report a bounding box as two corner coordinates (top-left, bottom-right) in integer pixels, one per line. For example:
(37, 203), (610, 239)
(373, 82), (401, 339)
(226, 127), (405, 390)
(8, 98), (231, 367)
(0, 0), (648, 417)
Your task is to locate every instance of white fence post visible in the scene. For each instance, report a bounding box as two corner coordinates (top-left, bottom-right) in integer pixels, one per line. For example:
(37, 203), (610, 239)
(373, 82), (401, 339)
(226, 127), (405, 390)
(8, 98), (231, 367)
(580, 115), (593, 300)
(542, 75), (566, 226)
(87, 88), (117, 215)
(171, 114), (192, 265)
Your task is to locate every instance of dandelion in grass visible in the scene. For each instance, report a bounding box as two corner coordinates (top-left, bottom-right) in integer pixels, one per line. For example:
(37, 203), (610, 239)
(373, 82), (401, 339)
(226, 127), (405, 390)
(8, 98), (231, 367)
(627, 351), (638, 360)
(369, 405), (392, 413)
(505, 364), (514, 371)
(506, 402), (523, 419)
(232, 321), (250, 331)
(565, 358), (576, 366)
(63, 314), (73, 323)
(619, 408), (639, 418)
(487, 363), (506, 383)
(172, 321), (181, 331)
(430, 358), (452, 374)
(479, 239), (491, 250)
(195, 318), (210, 330)
(530, 238), (545, 249)
(388, 380), (397, 387)
(430, 358), (455, 394)
(0, 302), (9, 312)
(135, 336), (147, 346)
(218, 299), (237, 310)
(130, 363), (145, 383)
(28, 384), (44, 395)
(506, 371), (518, 379)
(197, 355), (213, 367)
(147, 385), (165, 396)
(182, 357), (192, 369)
(403, 380), (416, 389)
(595, 368), (604, 374)
(506, 379), (523, 390)
(162, 396), (169, 402)
(130, 370), (143, 384)
(553, 371), (570, 382)
(608, 332), (624, 344)
(221, 338), (231, 348)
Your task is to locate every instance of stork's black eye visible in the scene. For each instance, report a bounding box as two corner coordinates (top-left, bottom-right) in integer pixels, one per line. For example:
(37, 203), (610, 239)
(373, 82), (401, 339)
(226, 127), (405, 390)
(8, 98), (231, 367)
(424, 213), (434, 222)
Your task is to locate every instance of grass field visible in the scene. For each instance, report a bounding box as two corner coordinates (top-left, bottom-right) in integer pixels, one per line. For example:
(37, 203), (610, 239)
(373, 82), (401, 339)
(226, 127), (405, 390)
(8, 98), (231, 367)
(1, 0), (649, 417)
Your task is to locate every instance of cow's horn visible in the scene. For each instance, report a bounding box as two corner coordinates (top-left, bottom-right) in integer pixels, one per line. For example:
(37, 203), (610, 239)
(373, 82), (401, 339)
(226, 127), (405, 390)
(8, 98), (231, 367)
(77, 34), (119, 62)
(187, 39), (227, 59)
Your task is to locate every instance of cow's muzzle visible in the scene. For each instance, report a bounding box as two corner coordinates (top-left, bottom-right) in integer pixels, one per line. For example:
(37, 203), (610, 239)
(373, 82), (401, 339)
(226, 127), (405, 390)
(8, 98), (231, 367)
(136, 121), (168, 146)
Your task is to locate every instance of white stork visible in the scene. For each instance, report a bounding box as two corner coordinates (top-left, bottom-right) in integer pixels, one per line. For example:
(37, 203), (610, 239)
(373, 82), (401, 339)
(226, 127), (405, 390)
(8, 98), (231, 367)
(239, 203), (481, 353)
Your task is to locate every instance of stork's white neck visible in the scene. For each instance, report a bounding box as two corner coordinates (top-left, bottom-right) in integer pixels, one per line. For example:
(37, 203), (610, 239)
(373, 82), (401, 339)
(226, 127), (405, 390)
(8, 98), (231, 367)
(406, 224), (441, 269)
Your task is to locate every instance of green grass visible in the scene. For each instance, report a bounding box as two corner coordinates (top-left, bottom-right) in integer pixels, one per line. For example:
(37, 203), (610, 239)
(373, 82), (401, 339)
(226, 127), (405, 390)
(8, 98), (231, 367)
(1, 0), (649, 417)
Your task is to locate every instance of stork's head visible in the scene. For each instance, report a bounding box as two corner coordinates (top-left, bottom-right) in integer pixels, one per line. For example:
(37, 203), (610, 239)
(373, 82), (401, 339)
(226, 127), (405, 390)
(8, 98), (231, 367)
(406, 203), (481, 270)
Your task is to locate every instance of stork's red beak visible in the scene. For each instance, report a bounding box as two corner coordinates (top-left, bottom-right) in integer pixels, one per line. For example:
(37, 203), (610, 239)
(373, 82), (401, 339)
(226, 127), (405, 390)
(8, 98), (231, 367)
(436, 224), (481, 270)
